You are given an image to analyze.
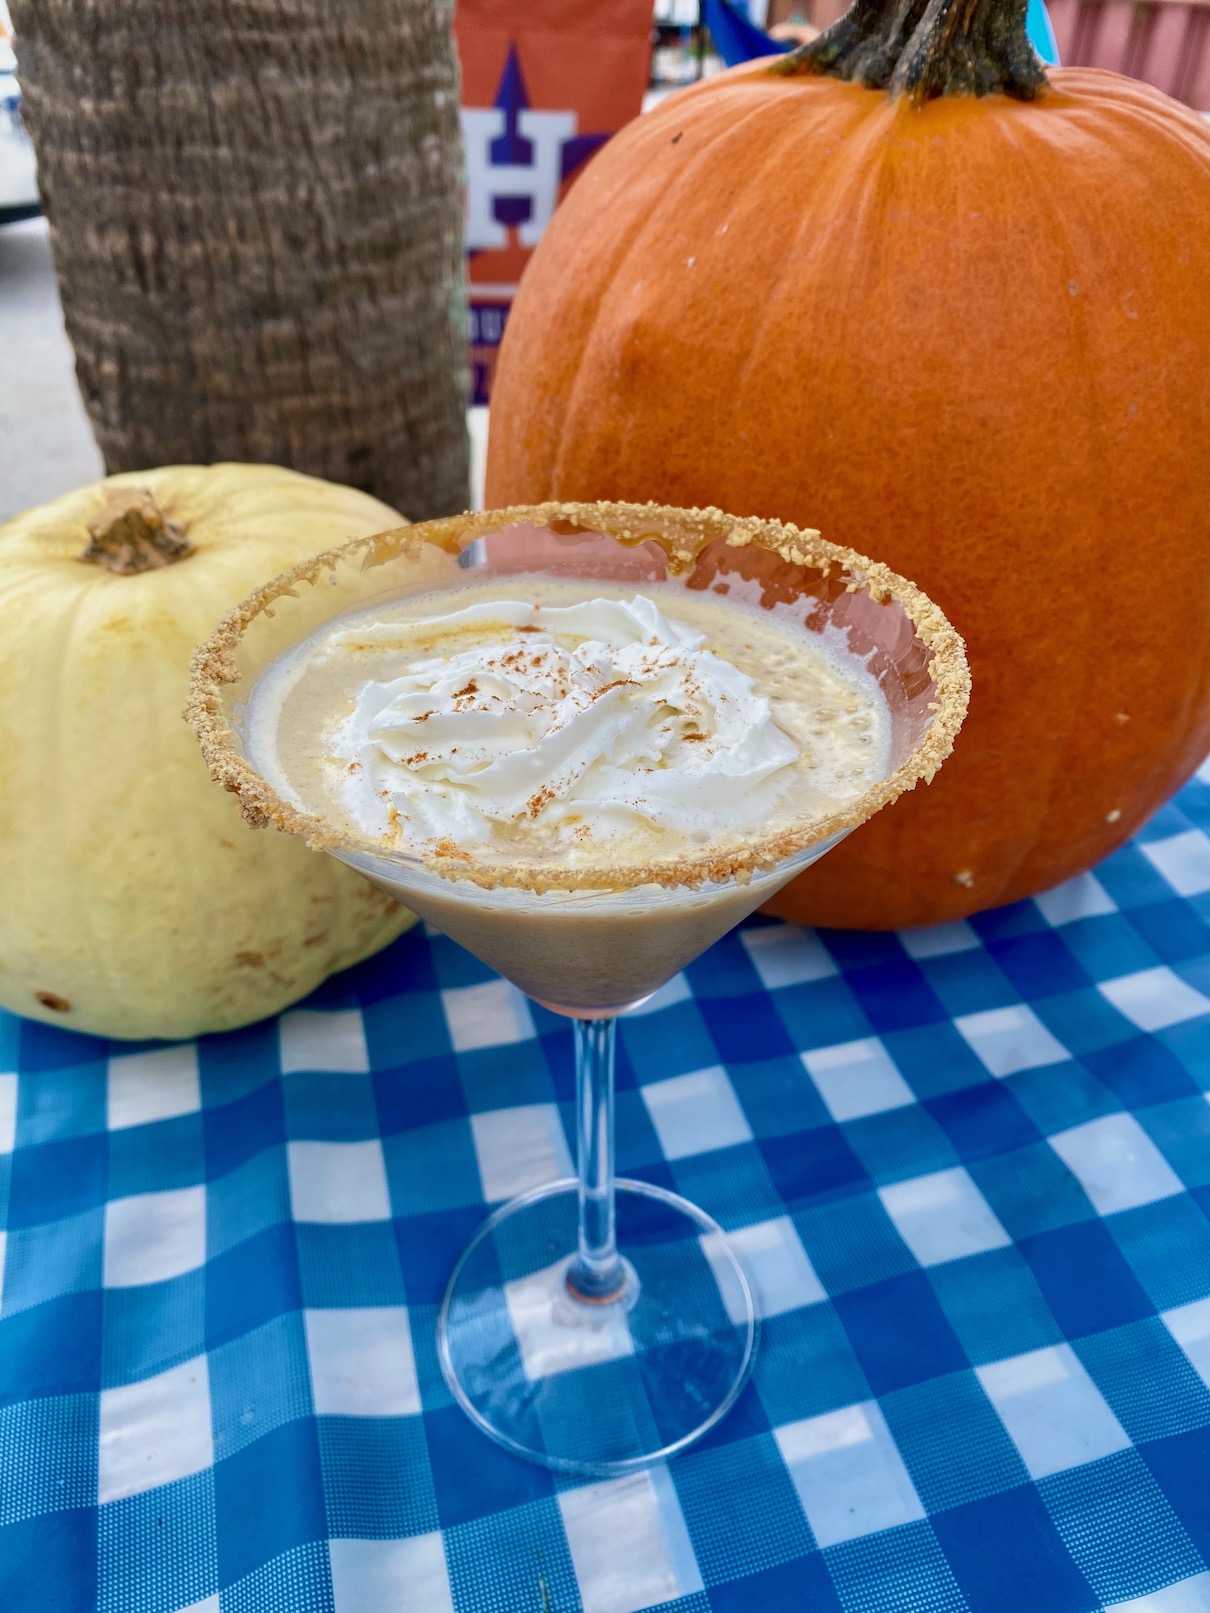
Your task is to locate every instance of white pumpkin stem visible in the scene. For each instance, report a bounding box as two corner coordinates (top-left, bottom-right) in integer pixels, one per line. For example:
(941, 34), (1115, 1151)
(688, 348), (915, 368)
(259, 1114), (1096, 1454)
(81, 488), (196, 575)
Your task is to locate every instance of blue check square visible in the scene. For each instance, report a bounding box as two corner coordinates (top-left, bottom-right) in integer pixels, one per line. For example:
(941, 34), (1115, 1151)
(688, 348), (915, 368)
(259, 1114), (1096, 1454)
(843, 960), (949, 1035)
(987, 931), (1089, 999)
(879, 1370), (1029, 1511)
(1019, 1219), (1157, 1338)
(927, 1247), (1064, 1364)
(212, 1418), (326, 1590)
(0, 1507), (98, 1613)
(792, 1192), (916, 1297)
(752, 1305), (871, 1427)
(1127, 899), (1210, 967)
(1057, 912), (1158, 984)
(833, 1271), (970, 1395)
(317, 1415), (438, 1538)
(760, 1127), (868, 1208)
(295, 1220), (406, 1310)
(1107, 1195), (1210, 1313)
(98, 1470), (217, 1613)
(925, 1081), (1042, 1162)
(1037, 1449), (1205, 1607)
(880, 1023), (991, 1101)
(674, 1438), (816, 1587)
(931, 1485), (1099, 1613)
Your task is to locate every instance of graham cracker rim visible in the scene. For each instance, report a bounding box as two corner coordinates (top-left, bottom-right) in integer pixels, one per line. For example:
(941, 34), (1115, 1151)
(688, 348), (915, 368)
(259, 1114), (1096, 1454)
(185, 500), (970, 895)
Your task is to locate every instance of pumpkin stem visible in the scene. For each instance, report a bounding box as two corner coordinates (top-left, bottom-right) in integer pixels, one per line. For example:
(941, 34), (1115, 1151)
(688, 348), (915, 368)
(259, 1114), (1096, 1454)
(771, 0), (1046, 102)
(81, 488), (196, 575)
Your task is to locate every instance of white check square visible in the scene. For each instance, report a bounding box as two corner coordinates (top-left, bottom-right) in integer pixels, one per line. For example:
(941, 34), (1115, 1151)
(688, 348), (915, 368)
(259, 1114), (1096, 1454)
(329, 1534), (454, 1613)
(98, 1355), (213, 1503)
(1162, 1298), (1210, 1390)
(1099, 967), (1210, 1034)
(1035, 873), (1117, 926)
(641, 1066), (753, 1160)
(1049, 1113), (1183, 1216)
(741, 925), (837, 989)
(279, 1008), (369, 1075)
(879, 1167), (1011, 1266)
(0, 1071), (16, 1153)
(702, 1216), (825, 1322)
(955, 1004), (1069, 1077)
(104, 1185), (206, 1288)
(801, 1038), (914, 1122)
(1142, 831), (1210, 900)
(899, 921), (982, 960)
(107, 1045), (200, 1132)
(442, 979), (534, 1052)
(1106, 1573), (1210, 1612)
(305, 1307), (421, 1417)
(287, 1140), (391, 1224)
(776, 1401), (925, 1546)
(977, 1344), (1131, 1479)
(506, 1258), (633, 1380)
(560, 1468), (702, 1613)
(470, 1103), (572, 1202)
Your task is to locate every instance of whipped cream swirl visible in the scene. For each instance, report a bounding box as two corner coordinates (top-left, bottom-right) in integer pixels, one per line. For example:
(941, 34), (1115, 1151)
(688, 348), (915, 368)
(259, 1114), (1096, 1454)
(331, 594), (800, 846)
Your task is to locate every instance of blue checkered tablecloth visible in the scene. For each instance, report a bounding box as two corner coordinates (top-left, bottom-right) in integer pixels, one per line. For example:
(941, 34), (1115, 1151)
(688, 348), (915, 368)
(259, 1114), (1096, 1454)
(4, 764), (1210, 1613)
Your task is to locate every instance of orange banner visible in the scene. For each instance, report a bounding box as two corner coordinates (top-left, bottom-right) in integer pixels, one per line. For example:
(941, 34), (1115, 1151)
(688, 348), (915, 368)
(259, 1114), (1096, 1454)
(455, 0), (654, 404)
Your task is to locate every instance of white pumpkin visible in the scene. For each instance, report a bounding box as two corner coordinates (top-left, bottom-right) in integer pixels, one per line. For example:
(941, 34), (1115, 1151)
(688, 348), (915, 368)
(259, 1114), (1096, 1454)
(0, 463), (456, 1040)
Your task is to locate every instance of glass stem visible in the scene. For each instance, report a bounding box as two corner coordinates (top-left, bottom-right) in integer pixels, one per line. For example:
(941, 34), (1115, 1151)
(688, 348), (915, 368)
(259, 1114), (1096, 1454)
(567, 1017), (626, 1302)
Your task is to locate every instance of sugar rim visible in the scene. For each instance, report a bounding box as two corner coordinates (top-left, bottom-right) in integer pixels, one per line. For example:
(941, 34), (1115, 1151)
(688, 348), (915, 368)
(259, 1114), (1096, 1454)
(185, 500), (971, 895)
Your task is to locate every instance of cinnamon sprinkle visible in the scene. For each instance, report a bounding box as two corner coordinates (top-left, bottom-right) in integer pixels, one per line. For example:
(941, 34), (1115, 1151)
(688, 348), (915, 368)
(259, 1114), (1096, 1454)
(590, 678), (638, 702)
(526, 785), (556, 818)
(433, 836), (471, 862)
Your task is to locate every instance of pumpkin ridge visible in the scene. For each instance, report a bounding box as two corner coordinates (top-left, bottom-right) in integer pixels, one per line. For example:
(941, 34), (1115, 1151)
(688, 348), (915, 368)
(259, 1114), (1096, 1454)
(48, 578), (109, 1016)
(1042, 69), (1210, 170)
(650, 94), (885, 484)
(955, 114), (1102, 903)
(1047, 68), (1210, 148)
(1090, 82), (1210, 184)
(998, 104), (1204, 895)
(549, 88), (884, 503)
(713, 96), (894, 449)
(545, 92), (807, 498)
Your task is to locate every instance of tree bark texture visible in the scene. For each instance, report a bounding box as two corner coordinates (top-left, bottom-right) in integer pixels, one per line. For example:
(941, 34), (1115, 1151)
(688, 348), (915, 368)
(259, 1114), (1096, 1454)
(10, 0), (470, 519)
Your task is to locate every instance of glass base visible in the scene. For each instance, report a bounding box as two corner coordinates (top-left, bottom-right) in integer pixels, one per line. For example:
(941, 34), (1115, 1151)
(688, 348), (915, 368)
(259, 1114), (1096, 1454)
(437, 1178), (758, 1475)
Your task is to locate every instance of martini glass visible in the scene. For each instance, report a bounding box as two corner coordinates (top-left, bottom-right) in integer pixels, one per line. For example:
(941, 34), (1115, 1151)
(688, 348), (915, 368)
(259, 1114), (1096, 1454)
(188, 501), (969, 1476)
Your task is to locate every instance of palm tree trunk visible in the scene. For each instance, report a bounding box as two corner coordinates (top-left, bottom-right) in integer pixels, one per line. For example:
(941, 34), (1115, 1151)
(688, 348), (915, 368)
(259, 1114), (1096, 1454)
(9, 0), (469, 519)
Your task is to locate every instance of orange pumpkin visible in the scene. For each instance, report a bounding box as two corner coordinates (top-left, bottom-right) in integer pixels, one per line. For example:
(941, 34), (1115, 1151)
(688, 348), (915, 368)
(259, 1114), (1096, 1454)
(485, 0), (1210, 929)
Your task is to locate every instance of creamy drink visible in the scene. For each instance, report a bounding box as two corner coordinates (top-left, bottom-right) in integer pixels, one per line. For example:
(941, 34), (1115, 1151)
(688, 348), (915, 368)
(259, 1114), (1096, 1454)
(244, 576), (891, 1010)
(189, 502), (969, 1477)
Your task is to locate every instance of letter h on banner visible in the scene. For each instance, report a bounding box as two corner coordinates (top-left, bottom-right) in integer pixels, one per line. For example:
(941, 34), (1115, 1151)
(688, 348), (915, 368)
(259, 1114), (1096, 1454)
(462, 104), (577, 253)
